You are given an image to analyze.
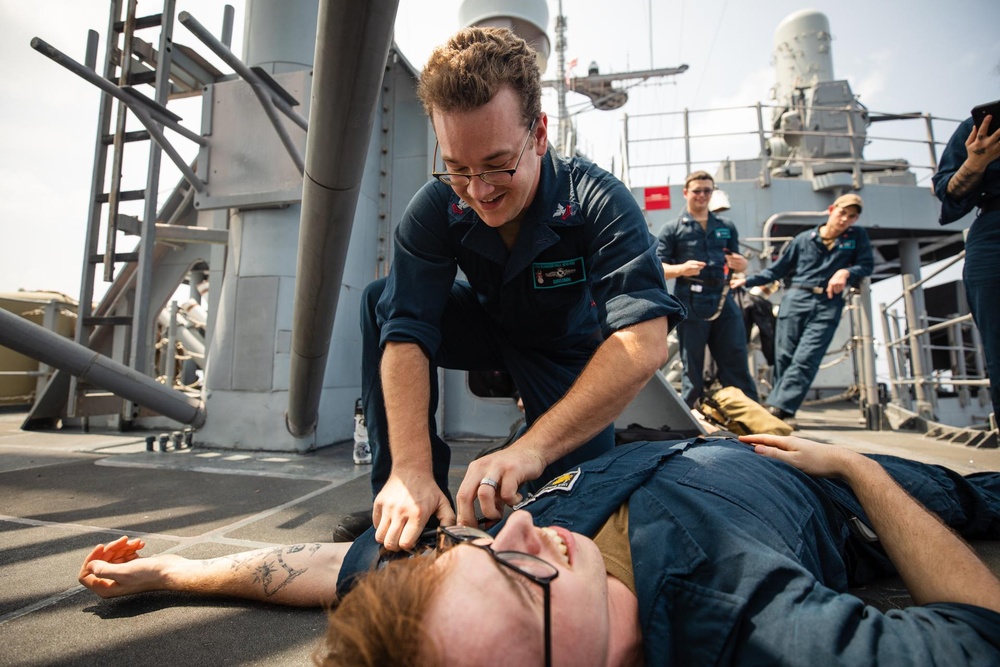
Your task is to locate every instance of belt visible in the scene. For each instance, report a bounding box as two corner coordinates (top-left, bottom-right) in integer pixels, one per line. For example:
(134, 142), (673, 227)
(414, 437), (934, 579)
(790, 285), (825, 295)
(979, 198), (1000, 214)
(678, 276), (724, 288)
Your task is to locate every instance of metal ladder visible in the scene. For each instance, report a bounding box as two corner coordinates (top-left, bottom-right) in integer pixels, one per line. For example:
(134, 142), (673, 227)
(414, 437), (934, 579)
(64, 0), (221, 423)
(68, 0), (171, 422)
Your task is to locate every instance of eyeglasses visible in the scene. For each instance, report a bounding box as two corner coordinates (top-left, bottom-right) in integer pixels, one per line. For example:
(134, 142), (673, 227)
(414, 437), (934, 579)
(437, 524), (558, 667)
(687, 188), (714, 195)
(431, 119), (537, 187)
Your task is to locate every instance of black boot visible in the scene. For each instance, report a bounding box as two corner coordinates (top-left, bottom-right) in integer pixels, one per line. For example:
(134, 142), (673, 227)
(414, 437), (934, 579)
(333, 509), (373, 542)
(766, 405), (795, 421)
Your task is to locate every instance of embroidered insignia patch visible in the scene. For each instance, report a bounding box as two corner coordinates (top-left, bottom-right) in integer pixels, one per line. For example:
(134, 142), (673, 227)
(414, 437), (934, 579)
(839, 239), (856, 250)
(549, 201), (581, 224)
(532, 257), (586, 288)
(450, 199), (470, 216)
(552, 202), (573, 220)
(713, 228), (732, 239)
(513, 468), (583, 510)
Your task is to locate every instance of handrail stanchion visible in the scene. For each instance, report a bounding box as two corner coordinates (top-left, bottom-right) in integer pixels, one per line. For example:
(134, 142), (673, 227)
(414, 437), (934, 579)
(902, 274), (934, 419)
(683, 107), (691, 175)
(756, 101), (771, 187)
(857, 281), (882, 429)
(947, 317), (970, 408)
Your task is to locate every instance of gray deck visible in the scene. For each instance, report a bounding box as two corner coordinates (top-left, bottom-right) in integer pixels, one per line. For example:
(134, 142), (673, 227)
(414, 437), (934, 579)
(1, 402), (998, 666)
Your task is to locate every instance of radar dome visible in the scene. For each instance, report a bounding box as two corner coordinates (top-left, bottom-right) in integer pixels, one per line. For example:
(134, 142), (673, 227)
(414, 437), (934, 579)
(459, 0), (551, 73)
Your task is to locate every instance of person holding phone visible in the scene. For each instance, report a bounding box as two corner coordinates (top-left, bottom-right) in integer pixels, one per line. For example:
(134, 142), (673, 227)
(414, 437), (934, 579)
(933, 102), (1000, 422)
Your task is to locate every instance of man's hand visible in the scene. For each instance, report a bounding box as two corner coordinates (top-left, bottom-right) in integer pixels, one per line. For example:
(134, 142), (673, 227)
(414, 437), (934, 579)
(965, 114), (1000, 170)
(454, 444), (547, 528)
(725, 252), (748, 273)
(946, 114), (1000, 200)
(79, 536), (176, 599)
(825, 268), (851, 299)
(740, 433), (858, 478)
(677, 259), (706, 277)
(729, 276), (747, 290)
(373, 470), (456, 551)
(745, 434), (1000, 613)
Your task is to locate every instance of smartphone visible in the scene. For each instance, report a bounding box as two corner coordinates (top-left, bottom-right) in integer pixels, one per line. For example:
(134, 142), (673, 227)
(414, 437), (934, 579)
(972, 99), (1000, 137)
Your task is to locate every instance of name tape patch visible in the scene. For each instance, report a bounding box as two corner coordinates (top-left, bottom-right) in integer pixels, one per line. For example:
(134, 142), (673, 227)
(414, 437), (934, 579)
(533, 257), (586, 289)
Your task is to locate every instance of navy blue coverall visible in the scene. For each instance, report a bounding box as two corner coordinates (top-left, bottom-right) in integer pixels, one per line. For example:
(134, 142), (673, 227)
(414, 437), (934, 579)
(338, 437), (1000, 665)
(656, 211), (758, 407)
(933, 116), (1000, 419)
(362, 148), (685, 500)
(744, 224), (873, 415)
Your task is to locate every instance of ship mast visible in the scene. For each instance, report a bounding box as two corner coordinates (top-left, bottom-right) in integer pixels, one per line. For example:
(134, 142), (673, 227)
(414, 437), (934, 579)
(555, 0), (568, 155)
(547, 0), (688, 157)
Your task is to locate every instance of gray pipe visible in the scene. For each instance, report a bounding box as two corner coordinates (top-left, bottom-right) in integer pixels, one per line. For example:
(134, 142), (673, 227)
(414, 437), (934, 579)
(286, 0), (400, 436)
(760, 211), (827, 253)
(0, 309), (206, 428)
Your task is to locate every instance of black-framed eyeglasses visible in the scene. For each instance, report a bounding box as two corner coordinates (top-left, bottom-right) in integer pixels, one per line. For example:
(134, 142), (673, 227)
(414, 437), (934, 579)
(431, 118), (538, 187)
(437, 524), (558, 667)
(687, 187), (714, 195)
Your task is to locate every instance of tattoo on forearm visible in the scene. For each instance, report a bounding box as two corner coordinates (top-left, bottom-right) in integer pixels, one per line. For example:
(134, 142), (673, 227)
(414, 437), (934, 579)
(224, 543), (323, 597)
(947, 164), (984, 199)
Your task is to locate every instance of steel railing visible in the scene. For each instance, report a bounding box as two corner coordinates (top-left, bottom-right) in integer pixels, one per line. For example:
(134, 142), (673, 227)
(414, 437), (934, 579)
(619, 102), (961, 188)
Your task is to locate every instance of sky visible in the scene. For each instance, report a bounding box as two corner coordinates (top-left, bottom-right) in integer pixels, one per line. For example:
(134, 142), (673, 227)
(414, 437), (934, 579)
(1, 0), (998, 301)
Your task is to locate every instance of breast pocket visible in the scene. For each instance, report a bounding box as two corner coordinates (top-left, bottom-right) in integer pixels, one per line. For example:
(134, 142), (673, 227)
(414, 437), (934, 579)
(530, 258), (590, 318)
(528, 276), (593, 333)
(508, 258), (595, 344)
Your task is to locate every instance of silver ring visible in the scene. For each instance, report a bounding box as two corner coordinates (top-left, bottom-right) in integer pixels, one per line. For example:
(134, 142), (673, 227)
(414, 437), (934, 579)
(479, 477), (499, 490)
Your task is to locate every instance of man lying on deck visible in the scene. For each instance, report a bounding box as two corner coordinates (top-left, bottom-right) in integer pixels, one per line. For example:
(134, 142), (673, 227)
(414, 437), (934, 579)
(80, 434), (1000, 666)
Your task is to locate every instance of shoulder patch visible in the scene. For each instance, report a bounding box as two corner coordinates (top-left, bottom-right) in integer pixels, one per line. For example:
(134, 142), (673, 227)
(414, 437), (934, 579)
(513, 468), (583, 510)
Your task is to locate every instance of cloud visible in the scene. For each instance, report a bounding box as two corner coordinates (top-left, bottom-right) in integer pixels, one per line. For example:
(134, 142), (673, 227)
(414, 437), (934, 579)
(841, 48), (893, 109)
(703, 67), (776, 110)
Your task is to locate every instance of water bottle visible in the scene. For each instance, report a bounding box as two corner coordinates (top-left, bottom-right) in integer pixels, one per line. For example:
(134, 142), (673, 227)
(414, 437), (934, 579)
(353, 398), (371, 465)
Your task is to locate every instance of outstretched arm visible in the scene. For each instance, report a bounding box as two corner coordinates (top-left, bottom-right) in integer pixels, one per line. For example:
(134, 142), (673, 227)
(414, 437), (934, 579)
(740, 434), (1000, 613)
(374, 341), (457, 552)
(79, 536), (350, 607)
(456, 316), (670, 526)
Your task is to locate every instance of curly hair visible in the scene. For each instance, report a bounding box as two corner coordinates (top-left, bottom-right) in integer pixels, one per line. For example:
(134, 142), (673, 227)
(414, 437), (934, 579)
(417, 26), (542, 127)
(315, 556), (445, 667)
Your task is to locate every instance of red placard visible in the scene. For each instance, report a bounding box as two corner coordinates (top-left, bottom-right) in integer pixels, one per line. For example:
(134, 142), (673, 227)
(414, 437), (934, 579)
(644, 186), (671, 210)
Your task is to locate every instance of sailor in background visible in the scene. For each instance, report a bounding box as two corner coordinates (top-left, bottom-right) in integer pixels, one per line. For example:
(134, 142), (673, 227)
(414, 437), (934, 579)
(933, 110), (1000, 424)
(733, 194), (873, 422)
(656, 171), (759, 407)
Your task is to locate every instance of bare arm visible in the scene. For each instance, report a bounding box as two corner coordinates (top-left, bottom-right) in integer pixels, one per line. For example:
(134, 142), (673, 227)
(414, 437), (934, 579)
(946, 115), (1000, 200)
(741, 434), (1000, 613)
(373, 342), (456, 551)
(662, 260), (705, 280)
(79, 536), (349, 607)
(456, 316), (670, 526)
